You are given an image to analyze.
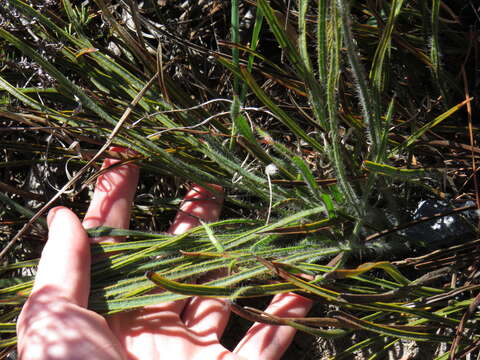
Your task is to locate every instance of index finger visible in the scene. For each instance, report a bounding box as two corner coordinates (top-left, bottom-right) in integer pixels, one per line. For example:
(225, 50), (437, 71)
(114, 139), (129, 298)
(82, 152), (139, 242)
(31, 206), (91, 307)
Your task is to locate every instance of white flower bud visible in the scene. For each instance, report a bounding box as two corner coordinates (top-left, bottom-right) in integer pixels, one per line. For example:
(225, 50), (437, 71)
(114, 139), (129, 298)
(265, 164), (278, 177)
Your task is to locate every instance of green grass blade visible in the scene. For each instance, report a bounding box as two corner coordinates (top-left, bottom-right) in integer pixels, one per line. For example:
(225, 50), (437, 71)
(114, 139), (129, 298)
(200, 220), (224, 253)
(0, 28), (117, 126)
(369, 0), (405, 95)
(240, 68), (324, 153)
(334, 311), (449, 342)
(257, 0), (303, 76)
(362, 161), (428, 180)
(394, 98), (472, 153)
(337, 0), (378, 151)
(316, 0), (328, 84)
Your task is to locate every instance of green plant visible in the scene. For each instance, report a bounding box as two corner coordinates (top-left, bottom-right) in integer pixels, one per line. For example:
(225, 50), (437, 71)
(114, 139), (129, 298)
(1, 0), (478, 358)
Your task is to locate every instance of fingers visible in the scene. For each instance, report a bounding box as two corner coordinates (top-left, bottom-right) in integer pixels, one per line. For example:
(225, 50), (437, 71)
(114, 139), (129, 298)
(168, 185), (230, 339)
(82, 154), (139, 243)
(19, 152), (140, 360)
(181, 297), (231, 340)
(32, 149), (139, 308)
(109, 184), (226, 354)
(234, 293), (313, 360)
(168, 184), (223, 235)
(32, 207), (91, 307)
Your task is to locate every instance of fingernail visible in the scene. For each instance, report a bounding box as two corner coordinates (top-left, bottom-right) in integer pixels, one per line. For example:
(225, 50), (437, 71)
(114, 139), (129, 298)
(47, 206), (64, 228)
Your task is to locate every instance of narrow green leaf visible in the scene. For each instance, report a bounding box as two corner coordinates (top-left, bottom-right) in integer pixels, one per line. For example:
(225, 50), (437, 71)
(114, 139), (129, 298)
(378, 96), (395, 163)
(324, 261), (410, 286)
(239, 6), (264, 102)
(291, 156), (319, 195)
(86, 226), (167, 239)
(394, 98), (472, 153)
(200, 220), (224, 253)
(257, 0), (304, 75)
(0, 28), (117, 126)
(369, 0), (405, 94)
(257, 257), (340, 301)
(362, 161), (428, 180)
(240, 68), (323, 153)
(0, 336), (17, 347)
(337, 0), (378, 150)
(0, 75), (53, 113)
(146, 271), (296, 298)
(0, 323), (16, 333)
(0, 192), (47, 226)
(316, 0), (328, 84)
(333, 311), (449, 342)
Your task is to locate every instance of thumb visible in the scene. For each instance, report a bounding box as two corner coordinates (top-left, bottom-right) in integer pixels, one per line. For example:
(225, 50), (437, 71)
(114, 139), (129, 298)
(32, 206), (91, 307)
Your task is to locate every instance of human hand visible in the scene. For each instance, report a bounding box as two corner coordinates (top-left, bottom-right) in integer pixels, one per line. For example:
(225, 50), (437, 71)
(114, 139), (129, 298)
(17, 153), (313, 360)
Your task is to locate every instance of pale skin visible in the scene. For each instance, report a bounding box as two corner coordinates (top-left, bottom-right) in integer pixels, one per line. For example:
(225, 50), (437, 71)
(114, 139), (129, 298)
(17, 153), (313, 360)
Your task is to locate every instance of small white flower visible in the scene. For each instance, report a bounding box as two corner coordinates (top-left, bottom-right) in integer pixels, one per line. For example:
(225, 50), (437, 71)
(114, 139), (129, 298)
(264, 164), (278, 225)
(265, 163), (278, 177)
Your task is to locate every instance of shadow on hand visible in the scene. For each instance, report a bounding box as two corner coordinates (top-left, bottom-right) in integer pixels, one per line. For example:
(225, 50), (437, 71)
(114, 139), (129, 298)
(18, 285), (123, 360)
